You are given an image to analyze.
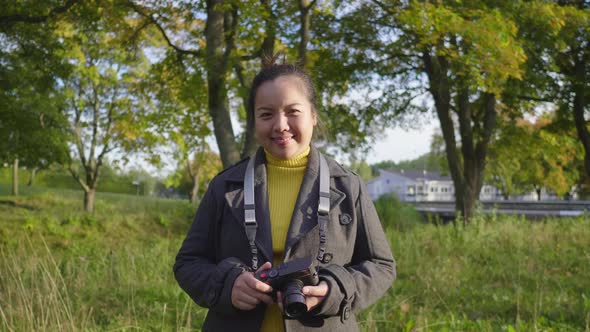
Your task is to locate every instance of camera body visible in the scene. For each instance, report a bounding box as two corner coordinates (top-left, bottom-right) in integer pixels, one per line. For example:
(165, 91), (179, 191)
(255, 256), (319, 318)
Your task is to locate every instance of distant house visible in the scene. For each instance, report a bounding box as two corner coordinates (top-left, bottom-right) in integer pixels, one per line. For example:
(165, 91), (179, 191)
(367, 169), (502, 201)
(367, 169), (580, 202)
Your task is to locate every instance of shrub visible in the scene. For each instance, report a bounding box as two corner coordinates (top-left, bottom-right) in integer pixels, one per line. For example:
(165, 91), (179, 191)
(373, 194), (422, 231)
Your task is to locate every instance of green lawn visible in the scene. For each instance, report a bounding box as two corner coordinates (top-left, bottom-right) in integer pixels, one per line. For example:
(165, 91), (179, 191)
(1, 188), (589, 331)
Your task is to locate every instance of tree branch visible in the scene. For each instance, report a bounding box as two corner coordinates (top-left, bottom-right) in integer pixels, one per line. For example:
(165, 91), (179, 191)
(0, 0), (79, 26)
(515, 94), (556, 103)
(126, 0), (203, 57)
(68, 164), (90, 192)
(88, 80), (100, 170)
(71, 83), (87, 168)
(222, 4), (239, 71)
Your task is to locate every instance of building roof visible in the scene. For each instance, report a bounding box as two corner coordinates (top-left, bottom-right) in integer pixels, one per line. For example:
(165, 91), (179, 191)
(381, 169), (451, 182)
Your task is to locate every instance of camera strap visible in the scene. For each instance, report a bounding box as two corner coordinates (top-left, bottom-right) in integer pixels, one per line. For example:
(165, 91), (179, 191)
(244, 151), (330, 270)
(244, 155), (258, 270)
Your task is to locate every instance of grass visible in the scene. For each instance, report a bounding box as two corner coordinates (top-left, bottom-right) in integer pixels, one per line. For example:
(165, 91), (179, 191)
(1, 188), (589, 331)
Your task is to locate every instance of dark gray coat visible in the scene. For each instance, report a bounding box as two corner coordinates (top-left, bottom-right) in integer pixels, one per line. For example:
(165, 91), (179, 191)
(174, 147), (396, 331)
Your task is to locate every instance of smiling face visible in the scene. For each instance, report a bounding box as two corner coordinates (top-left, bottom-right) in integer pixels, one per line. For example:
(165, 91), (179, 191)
(254, 75), (317, 160)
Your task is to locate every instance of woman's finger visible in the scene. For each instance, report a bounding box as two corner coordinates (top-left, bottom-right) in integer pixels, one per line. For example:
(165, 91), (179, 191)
(255, 261), (272, 273)
(236, 290), (260, 306)
(245, 275), (273, 293)
(240, 285), (274, 304)
(302, 281), (329, 297)
(254, 292), (275, 305)
(305, 295), (326, 311)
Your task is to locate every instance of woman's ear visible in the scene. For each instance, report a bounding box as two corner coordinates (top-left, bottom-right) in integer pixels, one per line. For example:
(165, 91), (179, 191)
(312, 111), (317, 126)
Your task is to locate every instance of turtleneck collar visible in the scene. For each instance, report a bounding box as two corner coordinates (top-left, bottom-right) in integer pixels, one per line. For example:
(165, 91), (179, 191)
(264, 146), (310, 168)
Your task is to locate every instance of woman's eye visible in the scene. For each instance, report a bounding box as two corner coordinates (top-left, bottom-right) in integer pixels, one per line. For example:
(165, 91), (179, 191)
(259, 112), (272, 119)
(288, 109), (300, 114)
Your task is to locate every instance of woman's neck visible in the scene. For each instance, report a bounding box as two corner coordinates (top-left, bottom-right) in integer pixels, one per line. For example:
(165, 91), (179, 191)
(264, 146), (310, 168)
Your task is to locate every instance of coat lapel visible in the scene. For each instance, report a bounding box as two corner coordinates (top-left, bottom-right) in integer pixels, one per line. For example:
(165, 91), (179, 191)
(224, 149), (273, 265)
(283, 147), (347, 259)
(224, 146), (348, 265)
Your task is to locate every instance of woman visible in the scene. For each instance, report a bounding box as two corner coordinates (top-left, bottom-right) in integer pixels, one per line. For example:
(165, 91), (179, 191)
(174, 60), (396, 332)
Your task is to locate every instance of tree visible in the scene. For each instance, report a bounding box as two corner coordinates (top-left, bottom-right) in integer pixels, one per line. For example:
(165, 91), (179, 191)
(341, 0), (527, 222)
(486, 115), (582, 200)
(127, 0), (369, 169)
(0, 1), (72, 195)
(126, 0), (270, 168)
(349, 158), (373, 181)
(552, 2), (590, 179)
(165, 146), (223, 203)
(485, 120), (533, 200)
(60, 3), (159, 212)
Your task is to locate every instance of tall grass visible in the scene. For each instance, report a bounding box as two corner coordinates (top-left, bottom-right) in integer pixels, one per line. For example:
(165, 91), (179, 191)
(363, 199), (590, 331)
(0, 234), (206, 331)
(1, 190), (589, 331)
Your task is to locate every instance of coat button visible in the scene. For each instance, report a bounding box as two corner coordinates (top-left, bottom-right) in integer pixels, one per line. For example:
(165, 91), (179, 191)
(322, 253), (333, 264)
(342, 306), (351, 321)
(339, 214), (352, 225)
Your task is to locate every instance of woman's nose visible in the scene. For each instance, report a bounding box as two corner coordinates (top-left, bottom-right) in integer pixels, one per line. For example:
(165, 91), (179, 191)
(273, 113), (289, 132)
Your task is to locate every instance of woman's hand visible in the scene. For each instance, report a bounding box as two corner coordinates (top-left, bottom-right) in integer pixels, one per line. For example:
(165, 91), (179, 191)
(231, 262), (274, 310)
(302, 281), (329, 311)
(277, 280), (329, 312)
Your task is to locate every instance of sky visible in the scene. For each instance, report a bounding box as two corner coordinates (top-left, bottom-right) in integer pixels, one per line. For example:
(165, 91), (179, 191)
(364, 119), (438, 164)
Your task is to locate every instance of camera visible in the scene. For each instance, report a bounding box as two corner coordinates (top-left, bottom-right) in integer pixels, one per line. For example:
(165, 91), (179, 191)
(255, 256), (319, 318)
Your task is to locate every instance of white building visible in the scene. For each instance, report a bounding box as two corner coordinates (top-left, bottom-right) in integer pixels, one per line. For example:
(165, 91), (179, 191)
(367, 169), (504, 201)
(367, 170), (456, 201)
(368, 169), (577, 202)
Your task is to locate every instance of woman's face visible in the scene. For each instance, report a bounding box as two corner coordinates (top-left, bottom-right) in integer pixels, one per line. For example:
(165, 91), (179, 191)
(254, 75), (316, 160)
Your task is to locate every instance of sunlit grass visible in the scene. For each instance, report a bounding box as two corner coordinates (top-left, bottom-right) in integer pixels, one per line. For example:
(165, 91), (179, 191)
(1, 190), (589, 331)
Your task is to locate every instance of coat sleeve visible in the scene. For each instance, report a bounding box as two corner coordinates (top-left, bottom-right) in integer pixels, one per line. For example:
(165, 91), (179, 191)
(313, 174), (396, 318)
(173, 180), (248, 315)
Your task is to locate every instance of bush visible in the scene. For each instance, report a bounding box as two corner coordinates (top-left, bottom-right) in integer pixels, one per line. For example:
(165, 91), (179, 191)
(373, 194), (422, 231)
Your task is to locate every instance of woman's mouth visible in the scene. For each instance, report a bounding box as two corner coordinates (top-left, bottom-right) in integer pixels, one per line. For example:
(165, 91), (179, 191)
(273, 136), (293, 146)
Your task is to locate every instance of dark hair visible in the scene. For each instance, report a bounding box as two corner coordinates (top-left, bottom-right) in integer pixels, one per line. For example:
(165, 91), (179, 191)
(248, 55), (318, 116)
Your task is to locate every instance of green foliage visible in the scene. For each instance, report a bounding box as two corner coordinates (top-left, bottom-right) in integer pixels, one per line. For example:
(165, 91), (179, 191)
(0, 4), (71, 168)
(0, 164), (163, 196)
(371, 152), (443, 178)
(362, 213), (590, 331)
(164, 147), (223, 201)
(487, 115), (583, 198)
(373, 193), (422, 231)
(397, 1), (526, 94)
(349, 159), (373, 181)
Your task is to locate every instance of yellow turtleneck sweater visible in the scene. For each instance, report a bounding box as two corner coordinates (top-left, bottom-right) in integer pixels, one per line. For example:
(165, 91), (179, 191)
(260, 146), (310, 332)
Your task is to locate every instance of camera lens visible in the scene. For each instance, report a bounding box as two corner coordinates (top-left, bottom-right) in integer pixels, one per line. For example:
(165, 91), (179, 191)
(283, 279), (307, 318)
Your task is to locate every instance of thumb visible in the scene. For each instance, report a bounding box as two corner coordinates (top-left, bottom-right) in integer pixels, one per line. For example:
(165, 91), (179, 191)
(256, 261), (272, 273)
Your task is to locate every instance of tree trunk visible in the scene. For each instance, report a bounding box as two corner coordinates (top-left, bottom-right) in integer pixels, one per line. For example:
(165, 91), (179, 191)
(422, 49), (497, 223)
(190, 172), (200, 204)
(298, 0), (312, 67)
(187, 158), (201, 204)
(235, 63), (259, 159)
(27, 168), (36, 186)
(84, 188), (96, 213)
(239, 0), (277, 159)
(572, 56), (590, 179)
(12, 158), (19, 196)
(422, 51), (466, 221)
(206, 0), (240, 168)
